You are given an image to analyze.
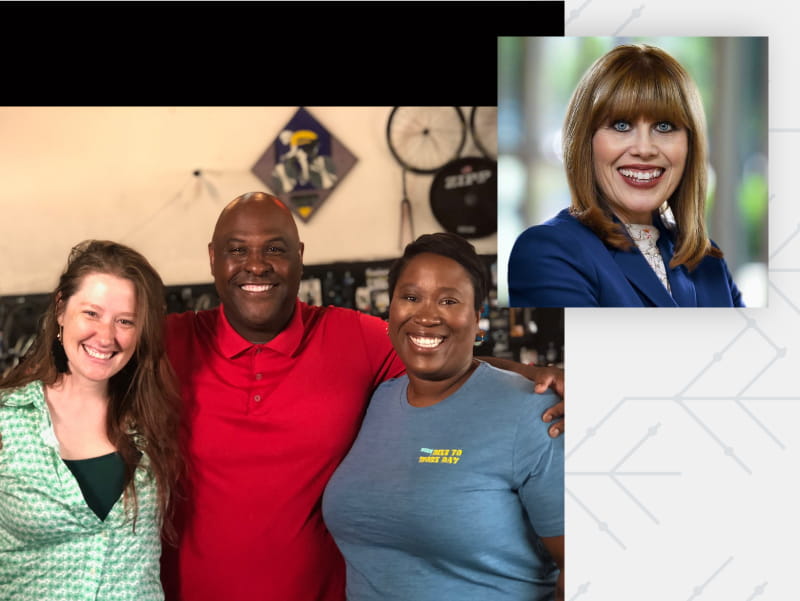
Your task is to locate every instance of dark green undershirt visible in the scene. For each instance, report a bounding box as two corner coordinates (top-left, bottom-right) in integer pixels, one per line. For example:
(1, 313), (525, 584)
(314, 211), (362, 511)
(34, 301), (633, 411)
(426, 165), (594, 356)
(63, 451), (126, 521)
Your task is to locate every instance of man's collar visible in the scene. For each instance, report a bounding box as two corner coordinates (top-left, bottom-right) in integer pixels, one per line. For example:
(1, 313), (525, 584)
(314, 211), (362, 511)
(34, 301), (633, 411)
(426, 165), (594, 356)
(216, 299), (305, 358)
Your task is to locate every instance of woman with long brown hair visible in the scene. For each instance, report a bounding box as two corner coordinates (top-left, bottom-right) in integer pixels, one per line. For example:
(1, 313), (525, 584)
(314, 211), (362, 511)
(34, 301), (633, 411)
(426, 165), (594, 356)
(0, 240), (183, 600)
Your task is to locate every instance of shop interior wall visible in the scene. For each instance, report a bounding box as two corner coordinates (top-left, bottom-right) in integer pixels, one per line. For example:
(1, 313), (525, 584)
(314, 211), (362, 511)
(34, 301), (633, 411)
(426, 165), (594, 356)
(0, 106), (496, 296)
(0, 106), (570, 374)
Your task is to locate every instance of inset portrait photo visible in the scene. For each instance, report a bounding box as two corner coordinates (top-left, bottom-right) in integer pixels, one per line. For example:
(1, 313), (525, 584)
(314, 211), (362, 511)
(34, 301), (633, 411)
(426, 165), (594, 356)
(498, 37), (768, 308)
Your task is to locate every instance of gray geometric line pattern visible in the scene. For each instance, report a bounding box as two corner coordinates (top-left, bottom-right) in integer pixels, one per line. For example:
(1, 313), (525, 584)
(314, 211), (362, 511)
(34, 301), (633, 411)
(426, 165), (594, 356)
(568, 471), (681, 475)
(566, 487), (627, 549)
(733, 398), (786, 449)
(745, 582), (768, 600)
(735, 327), (785, 392)
(619, 396), (800, 402)
(560, 9), (792, 599)
(568, 581), (591, 601)
(672, 398), (751, 474)
(685, 556), (734, 601)
(610, 422), (677, 524)
(736, 350), (785, 396)
(569, 422), (678, 532)
(674, 308), (786, 460)
(740, 312), (778, 351)
(566, 397), (629, 459)
(611, 422), (661, 471)
(767, 221), (800, 261)
(612, 4), (646, 36)
(568, 372), (787, 475)
(608, 474), (662, 524)
(566, 0), (594, 24)
(675, 353), (729, 396)
(768, 280), (800, 314)
(585, 393), (791, 444)
(566, 300), (780, 461)
(569, 306), (781, 489)
(676, 314), (751, 396)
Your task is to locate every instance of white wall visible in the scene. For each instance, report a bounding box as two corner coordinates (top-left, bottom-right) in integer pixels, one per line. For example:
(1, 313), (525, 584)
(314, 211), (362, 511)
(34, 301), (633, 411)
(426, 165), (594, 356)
(0, 106), (496, 295)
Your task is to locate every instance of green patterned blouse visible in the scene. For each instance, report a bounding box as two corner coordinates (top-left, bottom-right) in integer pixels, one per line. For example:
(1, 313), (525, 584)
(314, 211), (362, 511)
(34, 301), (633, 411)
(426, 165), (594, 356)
(0, 381), (163, 600)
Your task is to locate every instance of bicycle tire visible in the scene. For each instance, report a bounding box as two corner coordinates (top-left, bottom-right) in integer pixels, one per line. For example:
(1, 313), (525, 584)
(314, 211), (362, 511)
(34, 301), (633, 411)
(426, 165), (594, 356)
(469, 106), (497, 160)
(386, 106), (467, 174)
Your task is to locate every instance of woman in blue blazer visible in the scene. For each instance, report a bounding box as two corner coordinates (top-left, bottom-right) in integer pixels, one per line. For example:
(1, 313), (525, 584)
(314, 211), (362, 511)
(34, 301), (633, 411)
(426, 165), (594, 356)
(508, 44), (745, 308)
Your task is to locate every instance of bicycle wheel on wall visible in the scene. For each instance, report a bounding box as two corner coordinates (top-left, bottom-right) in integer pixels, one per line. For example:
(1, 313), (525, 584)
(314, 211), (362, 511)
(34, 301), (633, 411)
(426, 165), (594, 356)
(386, 107), (467, 174)
(469, 106), (497, 160)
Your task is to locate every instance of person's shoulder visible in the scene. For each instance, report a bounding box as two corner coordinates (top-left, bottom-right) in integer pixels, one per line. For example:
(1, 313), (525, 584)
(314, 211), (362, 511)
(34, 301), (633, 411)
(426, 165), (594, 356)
(377, 372), (407, 388)
(165, 307), (219, 336)
(297, 301), (355, 328)
(0, 380), (42, 409)
(538, 207), (585, 229)
(300, 301), (354, 318)
(515, 208), (592, 247)
(166, 307), (215, 324)
(304, 302), (388, 331)
(511, 208), (606, 275)
(696, 240), (735, 271)
(371, 372), (407, 398)
(546, 207), (578, 224)
(476, 362), (559, 411)
(475, 365), (561, 447)
(692, 241), (745, 306)
(476, 361), (530, 390)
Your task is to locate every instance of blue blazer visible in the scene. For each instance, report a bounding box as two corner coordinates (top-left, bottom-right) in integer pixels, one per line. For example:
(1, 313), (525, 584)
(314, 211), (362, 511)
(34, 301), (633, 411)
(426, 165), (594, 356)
(508, 208), (744, 308)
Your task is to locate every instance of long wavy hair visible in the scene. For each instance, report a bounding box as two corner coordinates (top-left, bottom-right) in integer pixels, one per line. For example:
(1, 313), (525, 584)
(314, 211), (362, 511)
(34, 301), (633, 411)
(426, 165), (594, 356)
(0, 240), (183, 537)
(562, 43), (722, 270)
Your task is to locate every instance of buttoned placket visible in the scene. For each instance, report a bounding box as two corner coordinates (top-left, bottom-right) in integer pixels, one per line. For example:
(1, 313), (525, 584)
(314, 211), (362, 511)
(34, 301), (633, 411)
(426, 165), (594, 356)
(251, 346), (266, 407)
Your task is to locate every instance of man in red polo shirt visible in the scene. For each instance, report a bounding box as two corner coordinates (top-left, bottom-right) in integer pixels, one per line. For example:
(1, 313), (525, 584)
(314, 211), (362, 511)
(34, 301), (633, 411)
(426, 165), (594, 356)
(160, 191), (564, 601)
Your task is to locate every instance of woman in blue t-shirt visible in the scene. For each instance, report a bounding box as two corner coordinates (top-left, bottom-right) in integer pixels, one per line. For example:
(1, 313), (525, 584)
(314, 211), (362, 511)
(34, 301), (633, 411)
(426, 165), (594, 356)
(323, 232), (564, 601)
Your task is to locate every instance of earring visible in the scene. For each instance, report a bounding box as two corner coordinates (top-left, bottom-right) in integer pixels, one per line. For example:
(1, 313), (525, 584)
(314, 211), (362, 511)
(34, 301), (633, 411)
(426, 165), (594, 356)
(474, 328), (487, 347)
(52, 325), (69, 373)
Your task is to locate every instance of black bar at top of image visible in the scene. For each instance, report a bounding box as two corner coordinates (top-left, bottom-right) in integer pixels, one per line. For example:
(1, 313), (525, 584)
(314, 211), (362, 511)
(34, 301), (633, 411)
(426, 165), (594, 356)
(4, 1), (565, 106)
(491, 1), (565, 35)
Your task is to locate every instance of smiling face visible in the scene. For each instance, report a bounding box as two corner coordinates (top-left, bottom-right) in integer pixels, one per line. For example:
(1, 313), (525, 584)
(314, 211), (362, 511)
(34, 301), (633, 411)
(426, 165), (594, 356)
(57, 272), (138, 387)
(388, 253), (480, 384)
(592, 116), (688, 224)
(209, 193), (304, 343)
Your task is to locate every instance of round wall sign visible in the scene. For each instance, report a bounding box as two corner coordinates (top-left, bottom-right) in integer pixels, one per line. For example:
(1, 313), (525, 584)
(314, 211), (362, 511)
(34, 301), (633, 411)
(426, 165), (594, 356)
(429, 156), (497, 239)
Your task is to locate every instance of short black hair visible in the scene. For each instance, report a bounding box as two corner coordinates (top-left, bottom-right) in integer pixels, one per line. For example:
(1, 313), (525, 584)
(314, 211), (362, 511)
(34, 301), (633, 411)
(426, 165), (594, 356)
(387, 232), (489, 311)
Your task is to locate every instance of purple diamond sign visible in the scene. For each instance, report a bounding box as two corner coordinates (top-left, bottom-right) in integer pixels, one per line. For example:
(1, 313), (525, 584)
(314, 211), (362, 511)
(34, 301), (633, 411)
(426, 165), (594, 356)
(251, 107), (358, 223)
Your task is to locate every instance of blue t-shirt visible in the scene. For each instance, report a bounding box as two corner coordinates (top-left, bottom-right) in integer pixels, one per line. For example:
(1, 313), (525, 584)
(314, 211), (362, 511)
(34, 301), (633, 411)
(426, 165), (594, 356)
(322, 361), (564, 601)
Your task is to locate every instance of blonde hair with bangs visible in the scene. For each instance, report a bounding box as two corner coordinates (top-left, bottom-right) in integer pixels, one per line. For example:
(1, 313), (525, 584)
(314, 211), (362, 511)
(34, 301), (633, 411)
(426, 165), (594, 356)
(562, 43), (722, 270)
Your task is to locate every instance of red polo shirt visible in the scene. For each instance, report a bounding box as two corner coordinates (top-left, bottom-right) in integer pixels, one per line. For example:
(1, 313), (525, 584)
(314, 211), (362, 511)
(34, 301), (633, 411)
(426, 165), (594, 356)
(160, 299), (405, 601)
